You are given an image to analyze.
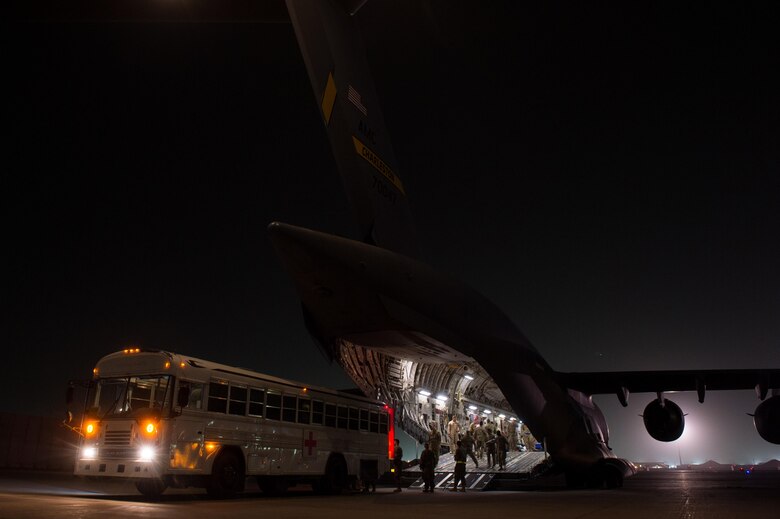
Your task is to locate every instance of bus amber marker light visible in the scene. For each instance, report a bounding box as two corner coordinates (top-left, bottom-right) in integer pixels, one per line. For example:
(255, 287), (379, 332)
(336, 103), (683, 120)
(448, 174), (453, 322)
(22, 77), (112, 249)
(142, 422), (157, 436)
(84, 421), (98, 437)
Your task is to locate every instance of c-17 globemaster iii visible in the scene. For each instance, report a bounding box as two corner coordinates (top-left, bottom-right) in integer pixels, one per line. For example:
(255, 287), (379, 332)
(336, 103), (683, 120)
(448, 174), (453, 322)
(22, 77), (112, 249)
(269, 0), (780, 488)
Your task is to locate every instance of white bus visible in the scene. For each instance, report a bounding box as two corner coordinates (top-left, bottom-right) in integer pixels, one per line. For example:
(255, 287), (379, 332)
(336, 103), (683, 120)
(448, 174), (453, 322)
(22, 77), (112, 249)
(67, 349), (395, 498)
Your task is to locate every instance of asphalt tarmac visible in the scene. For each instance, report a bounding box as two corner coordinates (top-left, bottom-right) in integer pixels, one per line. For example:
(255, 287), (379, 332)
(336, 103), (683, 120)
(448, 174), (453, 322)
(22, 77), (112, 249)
(0, 470), (778, 519)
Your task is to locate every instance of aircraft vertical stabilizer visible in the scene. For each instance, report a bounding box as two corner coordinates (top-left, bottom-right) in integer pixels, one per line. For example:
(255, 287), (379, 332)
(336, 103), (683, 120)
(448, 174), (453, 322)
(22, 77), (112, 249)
(286, 0), (418, 258)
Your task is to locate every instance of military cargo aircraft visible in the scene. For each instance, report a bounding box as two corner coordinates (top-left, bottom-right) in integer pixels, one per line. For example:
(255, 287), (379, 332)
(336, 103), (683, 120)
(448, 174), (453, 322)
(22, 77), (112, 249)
(269, 0), (780, 487)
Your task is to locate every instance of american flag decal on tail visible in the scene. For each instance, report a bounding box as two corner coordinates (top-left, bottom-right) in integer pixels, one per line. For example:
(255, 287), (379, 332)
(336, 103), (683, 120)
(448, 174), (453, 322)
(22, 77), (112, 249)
(347, 85), (368, 116)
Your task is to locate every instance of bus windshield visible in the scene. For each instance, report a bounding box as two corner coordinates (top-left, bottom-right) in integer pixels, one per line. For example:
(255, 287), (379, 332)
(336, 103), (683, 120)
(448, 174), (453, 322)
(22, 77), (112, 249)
(87, 375), (172, 418)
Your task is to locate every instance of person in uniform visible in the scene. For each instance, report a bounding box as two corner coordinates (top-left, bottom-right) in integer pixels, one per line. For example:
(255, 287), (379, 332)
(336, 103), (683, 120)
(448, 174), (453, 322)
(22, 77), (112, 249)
(419, 442), (436, 493)
(446, 415), (460, 449)
(461, 429), (479, 468)
(393, 439), (404, 492)
(520, 423), (537, 452)
(451, 440), (467, 492)
(474, 422), (487, 460)
(485, 430), (497, 468)
(496, 430), (509, 471)
(428, 421), (442, 466)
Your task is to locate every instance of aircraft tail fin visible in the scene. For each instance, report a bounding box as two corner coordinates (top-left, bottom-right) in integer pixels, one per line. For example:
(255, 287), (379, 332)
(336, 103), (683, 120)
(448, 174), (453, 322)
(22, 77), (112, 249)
(286, 0), (418, 258)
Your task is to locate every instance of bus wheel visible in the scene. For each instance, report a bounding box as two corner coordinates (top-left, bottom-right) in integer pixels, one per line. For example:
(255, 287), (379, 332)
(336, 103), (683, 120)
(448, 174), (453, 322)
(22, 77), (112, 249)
(135, 478), (167, 499)
(321, 455), (348, 495)
(207, 451), (244, 499)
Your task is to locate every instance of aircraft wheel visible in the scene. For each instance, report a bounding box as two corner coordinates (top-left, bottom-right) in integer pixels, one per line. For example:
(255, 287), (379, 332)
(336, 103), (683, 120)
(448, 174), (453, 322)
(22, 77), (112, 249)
(603, 466), (624, 489)
(564, 471), (586, 489)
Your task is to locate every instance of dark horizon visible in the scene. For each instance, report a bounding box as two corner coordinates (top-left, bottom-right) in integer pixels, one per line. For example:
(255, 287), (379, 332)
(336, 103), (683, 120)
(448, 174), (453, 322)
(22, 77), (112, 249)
(4, 1), (779, 466)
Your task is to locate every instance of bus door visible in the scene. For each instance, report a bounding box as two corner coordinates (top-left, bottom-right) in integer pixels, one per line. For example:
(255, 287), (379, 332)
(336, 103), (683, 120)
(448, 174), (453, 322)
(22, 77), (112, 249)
(170, 381), (207, 472)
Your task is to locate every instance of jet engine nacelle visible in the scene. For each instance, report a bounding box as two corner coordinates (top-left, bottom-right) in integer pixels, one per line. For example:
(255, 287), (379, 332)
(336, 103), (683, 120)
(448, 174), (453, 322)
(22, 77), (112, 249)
(753, 395), (780, 444)
(643, 398), (685, 442)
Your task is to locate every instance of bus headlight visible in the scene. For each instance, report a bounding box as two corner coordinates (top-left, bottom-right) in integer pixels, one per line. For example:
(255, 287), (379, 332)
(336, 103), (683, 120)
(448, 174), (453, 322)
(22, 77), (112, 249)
(138, 446), (156, 462)
(82, 447), (97, 459)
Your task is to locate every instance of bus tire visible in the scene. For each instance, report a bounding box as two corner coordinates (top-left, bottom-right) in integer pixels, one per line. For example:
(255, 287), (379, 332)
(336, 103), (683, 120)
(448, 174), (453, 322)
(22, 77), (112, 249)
(135, 478), (167, 499)
(207, 451), (244, 499)
(321, 454), (348, 495)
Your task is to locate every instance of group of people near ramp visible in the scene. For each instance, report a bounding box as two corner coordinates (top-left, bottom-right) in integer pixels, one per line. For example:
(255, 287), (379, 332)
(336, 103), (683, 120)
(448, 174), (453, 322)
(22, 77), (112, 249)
(418, 418), (510, 492)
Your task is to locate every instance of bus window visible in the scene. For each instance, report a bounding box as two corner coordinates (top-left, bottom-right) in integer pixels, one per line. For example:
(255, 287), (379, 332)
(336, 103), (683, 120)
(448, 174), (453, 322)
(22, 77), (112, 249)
(266, 392), (281, 420)
(312, 401), (324, 425)
(359, 409), (369, 431)
(348, 407), (359, 431)
(282, 395), (297, 423)
(325, 403), (337, 427)
(379, 412), (388, 434)
(228, 385), (247, 416)
(180, 381), (204, 410)
(208, 381), (229, 414)
(369, 411), (379, 433)
(298, 398), (311, 424)
(337, 406), (348, 429)
(249, 388), (265, 417)
(129, 380), (153, 411)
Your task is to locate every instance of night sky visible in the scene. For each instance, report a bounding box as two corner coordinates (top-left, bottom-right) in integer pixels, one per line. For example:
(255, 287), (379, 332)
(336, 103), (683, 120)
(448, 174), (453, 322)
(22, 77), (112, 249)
(5, 1), (779, 465)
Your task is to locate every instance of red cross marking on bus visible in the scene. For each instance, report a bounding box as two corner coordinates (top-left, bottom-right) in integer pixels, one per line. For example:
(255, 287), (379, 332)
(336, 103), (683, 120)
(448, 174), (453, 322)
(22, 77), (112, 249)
(304, 431), (317, 455)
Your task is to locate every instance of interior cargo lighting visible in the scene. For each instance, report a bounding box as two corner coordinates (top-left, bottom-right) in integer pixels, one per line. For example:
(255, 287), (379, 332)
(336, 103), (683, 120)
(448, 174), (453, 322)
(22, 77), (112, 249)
(418, 389), (431, 397)
(483, 409), (492, 414)
(464, 374), (475, 381)
(468, 405), (478, 411)
(435, 395), (448, 402)
(498, 414), (506, 419)
(509, 417), (517, 421)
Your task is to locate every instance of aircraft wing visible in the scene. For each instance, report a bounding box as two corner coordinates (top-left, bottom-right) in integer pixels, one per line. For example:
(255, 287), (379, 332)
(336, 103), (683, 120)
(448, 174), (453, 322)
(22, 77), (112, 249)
(559, 369), (780, 403)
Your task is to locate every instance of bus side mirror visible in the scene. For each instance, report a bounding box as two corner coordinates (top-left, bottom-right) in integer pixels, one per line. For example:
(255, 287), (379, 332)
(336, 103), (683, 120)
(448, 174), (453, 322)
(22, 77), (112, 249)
(177, 386), (190, 408)
(66, 385), (74, 405)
